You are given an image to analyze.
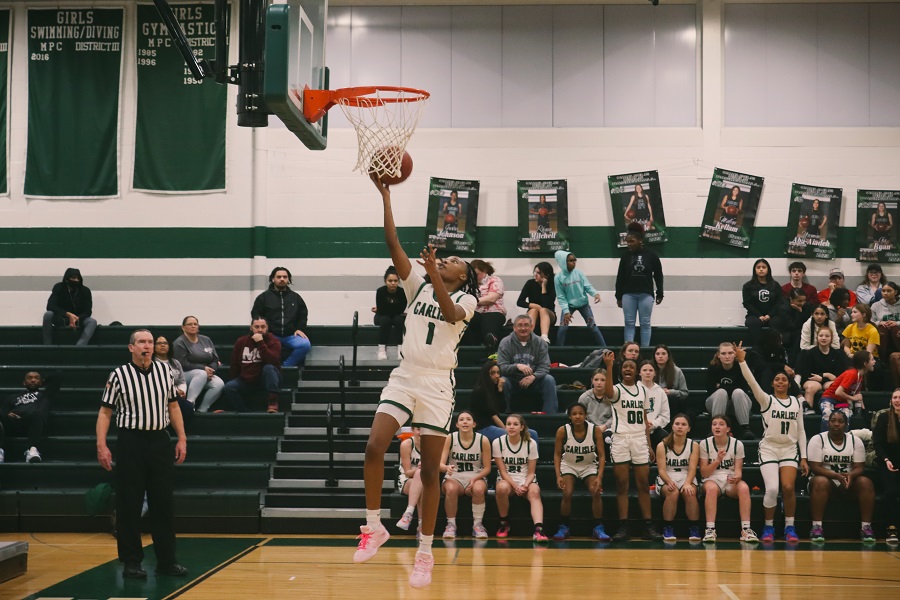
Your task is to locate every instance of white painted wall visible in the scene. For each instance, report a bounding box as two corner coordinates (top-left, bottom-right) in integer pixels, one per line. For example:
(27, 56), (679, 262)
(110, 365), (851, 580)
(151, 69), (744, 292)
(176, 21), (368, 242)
(2, 0), (899, 328)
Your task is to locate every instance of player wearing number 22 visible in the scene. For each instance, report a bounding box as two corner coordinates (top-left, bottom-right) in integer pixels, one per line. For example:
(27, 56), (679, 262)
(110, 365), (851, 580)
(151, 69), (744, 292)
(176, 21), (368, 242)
(354, 175), (480, 589)
(735, 342), (809, 543)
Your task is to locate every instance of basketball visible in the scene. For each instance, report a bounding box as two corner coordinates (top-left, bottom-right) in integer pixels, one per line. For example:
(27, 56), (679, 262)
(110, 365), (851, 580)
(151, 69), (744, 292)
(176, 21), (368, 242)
(799, 215), (810, 229)
(725, 205), (738, 217)
(538, 207), (549, 218)
(372, 148), (413, 186)
(875, 222), (891, 233)
(444, 213), (456, 224)
(625, 209), (636, 220)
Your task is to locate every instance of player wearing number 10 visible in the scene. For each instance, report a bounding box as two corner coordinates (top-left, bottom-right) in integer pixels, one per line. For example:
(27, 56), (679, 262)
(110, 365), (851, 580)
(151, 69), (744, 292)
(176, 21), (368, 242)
(354, 175), (480, 589)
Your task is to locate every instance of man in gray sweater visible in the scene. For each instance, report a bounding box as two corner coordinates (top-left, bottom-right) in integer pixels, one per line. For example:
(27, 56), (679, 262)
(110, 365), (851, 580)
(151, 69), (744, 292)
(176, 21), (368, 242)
(497, 315), (558, 413)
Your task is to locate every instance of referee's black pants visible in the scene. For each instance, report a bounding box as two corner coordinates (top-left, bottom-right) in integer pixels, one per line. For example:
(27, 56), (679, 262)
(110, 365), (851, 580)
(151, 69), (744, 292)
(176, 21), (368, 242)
(115, 429), (177, 566)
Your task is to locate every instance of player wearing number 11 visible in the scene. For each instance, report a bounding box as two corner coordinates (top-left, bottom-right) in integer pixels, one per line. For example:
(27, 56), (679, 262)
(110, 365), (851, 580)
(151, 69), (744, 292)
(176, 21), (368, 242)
(353, 175), (479, 589)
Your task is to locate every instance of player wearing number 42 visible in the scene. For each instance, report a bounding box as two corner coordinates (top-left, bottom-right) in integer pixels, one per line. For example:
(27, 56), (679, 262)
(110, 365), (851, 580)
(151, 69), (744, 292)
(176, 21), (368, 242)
(353, 175), (480, 589)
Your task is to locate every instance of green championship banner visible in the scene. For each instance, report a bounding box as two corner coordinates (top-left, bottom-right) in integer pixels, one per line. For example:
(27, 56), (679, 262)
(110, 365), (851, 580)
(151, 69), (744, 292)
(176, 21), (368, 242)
(699, 168), (764, 249)
(25, 8), (123, 198)
(517, 179), (569, 253)
(608, 171), (668, 247)
(857, 189), (900, 264)
(134, 2), (227, 192)
(785, 183), (842, 260)
(426, 177), (479, 254)
(0, 9), (9, 195)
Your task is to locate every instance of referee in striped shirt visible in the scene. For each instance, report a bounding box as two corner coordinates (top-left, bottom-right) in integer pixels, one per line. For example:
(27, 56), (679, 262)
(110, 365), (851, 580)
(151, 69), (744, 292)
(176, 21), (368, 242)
(96, 329), (188, 580)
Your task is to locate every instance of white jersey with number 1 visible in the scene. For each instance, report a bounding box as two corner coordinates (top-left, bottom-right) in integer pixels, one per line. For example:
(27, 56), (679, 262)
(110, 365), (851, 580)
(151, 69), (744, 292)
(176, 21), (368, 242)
(399, 271), (477, 371)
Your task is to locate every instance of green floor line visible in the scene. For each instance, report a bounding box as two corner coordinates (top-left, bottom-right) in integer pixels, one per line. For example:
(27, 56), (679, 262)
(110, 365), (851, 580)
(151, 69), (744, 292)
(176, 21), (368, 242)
(24, 537), (265, 600)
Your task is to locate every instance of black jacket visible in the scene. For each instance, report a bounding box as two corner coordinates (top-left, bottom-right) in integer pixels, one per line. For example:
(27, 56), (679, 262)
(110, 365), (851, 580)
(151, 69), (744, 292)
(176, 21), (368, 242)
(874, 410), (900, 466)
(46, 268), (92, 321)
(0, 372), (61, 418)
(742, 278), (782, 318)
(251, 285), (308, 338)
(615, 248), (664, 301)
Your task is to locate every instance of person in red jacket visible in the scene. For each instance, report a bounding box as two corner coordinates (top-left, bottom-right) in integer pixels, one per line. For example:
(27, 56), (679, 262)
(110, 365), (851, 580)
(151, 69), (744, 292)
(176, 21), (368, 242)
(222, 318), (282, 413)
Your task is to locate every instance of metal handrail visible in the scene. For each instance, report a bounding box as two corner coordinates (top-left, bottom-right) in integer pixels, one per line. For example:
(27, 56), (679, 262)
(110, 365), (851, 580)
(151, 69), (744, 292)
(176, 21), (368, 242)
(350, 311), (360, 386)
(325, 402), (338, 487)
(337, 355), (349, 434)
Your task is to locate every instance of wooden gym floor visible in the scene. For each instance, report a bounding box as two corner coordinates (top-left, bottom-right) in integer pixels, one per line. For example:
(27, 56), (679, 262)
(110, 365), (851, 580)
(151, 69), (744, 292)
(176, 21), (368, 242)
(1, 533), (898, 599)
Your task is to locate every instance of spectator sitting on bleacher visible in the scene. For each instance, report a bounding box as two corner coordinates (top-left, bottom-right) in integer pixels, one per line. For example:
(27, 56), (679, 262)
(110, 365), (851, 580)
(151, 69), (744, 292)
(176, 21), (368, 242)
(873, 389), (900, 545)
(0, 370), (58, 463)
(796, 327), (849, 415)
(818, 268), (857, 309)
(152, 336), (192, 424)
(497, 315), (558, 414)
(872, 282), (900, 388)
(742, 259), (782, 347)
(819, 350), (875, 432)
(652, 345), (689, 417)
(469, 360), (539, 442)
(612, 342), (642, 384)
(222, 318), (282, 413)
(578, 368), (612, 440)
(42, 267), (97, 346)
(856, 263), (885, 306)
(826, 287), (853, 331)
(800, 304), (841, 352)
(747, 330), (800, 396)
(806, 410), (875, 544)
(639, 361), (670, 447)
(842, 304), (880, 363)
(463, 260), (506, 351)
(372, 266), (407, 361)
(772, 288), (813, 364)
(781, 261), (817, 301)
(252, 267), (311, 367)
(516, 261), (556, 344)
(706, 342), (755, 440)
(173, 316), (224, 413)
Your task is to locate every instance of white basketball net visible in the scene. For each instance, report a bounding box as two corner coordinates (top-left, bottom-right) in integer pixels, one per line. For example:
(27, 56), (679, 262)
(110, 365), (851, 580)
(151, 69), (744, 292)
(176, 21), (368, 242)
(337, 89), (428, 178)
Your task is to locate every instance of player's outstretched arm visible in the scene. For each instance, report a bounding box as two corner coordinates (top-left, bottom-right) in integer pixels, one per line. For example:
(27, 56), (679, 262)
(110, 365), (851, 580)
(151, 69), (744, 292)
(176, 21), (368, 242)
(372, 174), (412, 280)
(417, 246), (466, 323)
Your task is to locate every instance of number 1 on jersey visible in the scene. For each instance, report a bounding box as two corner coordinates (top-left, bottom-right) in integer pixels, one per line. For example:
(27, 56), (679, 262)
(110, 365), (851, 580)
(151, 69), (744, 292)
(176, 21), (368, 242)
(425, 322), (435, 345)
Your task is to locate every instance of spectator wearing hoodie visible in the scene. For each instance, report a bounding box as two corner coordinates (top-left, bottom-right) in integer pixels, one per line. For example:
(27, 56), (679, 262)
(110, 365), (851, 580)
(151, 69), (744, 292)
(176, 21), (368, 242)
(615, 222), (664, 347)
(223, 318), (283, 413)
(42, 268), (97, 346)
(251, 266), (311, 367)
(742, 258), (782, 347)
(0, 370), (59, 463)
(553, 251), (606, 347)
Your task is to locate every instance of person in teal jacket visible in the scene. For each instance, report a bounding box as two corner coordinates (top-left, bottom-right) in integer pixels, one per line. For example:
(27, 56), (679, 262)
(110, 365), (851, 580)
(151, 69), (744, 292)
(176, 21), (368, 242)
(554, 251), (606, 347)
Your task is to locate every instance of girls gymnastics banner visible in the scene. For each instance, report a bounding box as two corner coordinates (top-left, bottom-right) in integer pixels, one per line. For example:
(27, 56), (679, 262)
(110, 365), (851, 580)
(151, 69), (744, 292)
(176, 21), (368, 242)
(0, 9), (9, 196)
(784, 183), (842, 260)
(608, 171), (668, 247)
(698, 168), (764, 249)
(516, 179), (569, 253)
(856, 189), (900, 264)
(25, 8), (123, 198)
(426, 177), (479, 254)
(134, 2), (227, 193)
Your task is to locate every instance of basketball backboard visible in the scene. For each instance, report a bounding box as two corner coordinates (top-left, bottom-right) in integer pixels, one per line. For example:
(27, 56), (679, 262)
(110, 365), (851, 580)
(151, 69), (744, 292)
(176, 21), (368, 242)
(263, 0), (329, 150)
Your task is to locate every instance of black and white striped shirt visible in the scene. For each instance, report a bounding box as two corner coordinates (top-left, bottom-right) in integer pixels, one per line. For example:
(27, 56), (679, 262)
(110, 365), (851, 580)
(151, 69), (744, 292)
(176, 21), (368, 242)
(101, 361), (176, 431)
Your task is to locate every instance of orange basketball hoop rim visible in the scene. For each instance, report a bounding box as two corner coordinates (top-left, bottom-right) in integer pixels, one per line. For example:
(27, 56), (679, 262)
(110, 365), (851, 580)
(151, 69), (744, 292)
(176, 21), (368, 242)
(298, 85), (430, 124)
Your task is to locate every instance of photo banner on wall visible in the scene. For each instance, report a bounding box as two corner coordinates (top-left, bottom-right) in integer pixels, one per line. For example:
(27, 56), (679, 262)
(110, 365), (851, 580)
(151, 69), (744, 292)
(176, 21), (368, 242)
(25, 8), (123, 198)
(0, 9), (9, 196)
(784, 183), (842, 260)
(698, 168), (764, 249)
(516, 179), (569, 253)
(426, 177), (479, 254)
(608, 171), (668, 247)
(134, 2), (227, 193)
(856, 189), (900, 264)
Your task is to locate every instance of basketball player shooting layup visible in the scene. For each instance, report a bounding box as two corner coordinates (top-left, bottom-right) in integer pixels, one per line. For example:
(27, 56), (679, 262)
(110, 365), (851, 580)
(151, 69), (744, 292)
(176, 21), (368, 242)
(354, 174), (479, 588)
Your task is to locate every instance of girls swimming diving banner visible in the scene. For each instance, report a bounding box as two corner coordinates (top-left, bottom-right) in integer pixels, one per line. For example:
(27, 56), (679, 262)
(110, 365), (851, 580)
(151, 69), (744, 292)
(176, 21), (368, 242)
(608, 171), (668, 247)
(856, 189), (900, 264)
(784, 183), (842, 260)
(517, 179), (569, 253)
(426, 177), (479, 254)
(698, 168), (764, 249)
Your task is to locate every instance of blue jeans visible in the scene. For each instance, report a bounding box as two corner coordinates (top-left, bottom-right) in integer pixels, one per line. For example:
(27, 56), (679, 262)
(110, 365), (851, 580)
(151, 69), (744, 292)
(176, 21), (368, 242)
(502, 375), (559, 413)
(222, 364), (282, 412)
(279, 334), (311, 367)
(622, 292), (655, 347)
(478, 425), (539, 445)
(557, 304), (605, 347)
(42, 310), (97, 346)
